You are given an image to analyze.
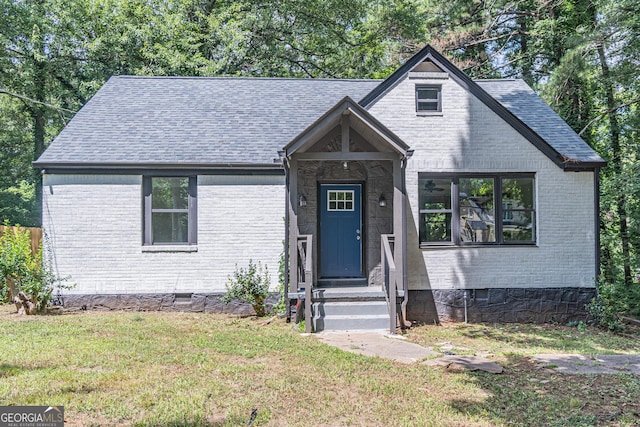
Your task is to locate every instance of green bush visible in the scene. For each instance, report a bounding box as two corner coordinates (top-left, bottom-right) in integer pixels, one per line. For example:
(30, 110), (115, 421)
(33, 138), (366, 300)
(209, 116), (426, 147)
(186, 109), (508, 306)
(270, 244), (286, 315)
(0, 224), (37, 303)
(586, 279), (625, 332)
(0, 223), (72, 313)
(220, 260), (271, 317)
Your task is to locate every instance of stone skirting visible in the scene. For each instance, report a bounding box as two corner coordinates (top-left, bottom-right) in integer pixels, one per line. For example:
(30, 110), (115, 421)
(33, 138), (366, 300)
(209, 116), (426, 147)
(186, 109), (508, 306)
(60, 288), (596, 325)
(407, 288), (597, 324)
(61, 293), (280, 316)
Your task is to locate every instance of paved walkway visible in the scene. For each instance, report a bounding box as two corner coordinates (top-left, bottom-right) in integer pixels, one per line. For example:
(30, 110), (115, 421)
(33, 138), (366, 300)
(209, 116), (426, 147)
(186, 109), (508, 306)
(315, 331), (437, 364)
(314, 332), (640, 375)
(532, 354), (640, 374)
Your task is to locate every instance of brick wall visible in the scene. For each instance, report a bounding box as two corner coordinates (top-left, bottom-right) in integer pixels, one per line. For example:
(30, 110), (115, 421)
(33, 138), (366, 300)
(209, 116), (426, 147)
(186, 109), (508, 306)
(42, 174), (285, 295)
(368, 74), (597, 291)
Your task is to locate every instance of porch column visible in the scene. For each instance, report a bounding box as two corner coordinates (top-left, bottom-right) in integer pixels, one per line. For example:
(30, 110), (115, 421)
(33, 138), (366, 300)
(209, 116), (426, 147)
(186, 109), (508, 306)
(288, 158), (299, 296)
(392, 157), (405, 297)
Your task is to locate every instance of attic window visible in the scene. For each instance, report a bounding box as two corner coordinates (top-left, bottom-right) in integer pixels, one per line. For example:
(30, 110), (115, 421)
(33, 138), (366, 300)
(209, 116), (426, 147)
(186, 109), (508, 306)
(416, 85), (441, 113)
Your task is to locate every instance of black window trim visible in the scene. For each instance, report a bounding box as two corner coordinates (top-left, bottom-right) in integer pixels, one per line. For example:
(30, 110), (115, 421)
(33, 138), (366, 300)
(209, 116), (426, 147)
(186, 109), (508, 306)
(143, 175), (198, 246)
(419, 172), (536, 248)
(415, 84), (442, 113)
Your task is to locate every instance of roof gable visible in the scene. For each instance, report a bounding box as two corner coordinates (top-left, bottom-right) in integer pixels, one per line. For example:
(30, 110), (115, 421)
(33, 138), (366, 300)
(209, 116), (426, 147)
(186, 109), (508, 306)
(284, 97), (409, 158)
(359, 45), (605, 170)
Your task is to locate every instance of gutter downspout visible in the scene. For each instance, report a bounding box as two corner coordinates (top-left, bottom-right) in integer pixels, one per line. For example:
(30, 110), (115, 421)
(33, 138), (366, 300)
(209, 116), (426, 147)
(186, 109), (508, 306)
(594, 167), (601, 284)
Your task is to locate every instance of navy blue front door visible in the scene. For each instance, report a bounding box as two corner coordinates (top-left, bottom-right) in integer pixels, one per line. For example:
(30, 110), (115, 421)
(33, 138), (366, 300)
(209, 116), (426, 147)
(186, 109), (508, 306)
(319, 184), (363, 278)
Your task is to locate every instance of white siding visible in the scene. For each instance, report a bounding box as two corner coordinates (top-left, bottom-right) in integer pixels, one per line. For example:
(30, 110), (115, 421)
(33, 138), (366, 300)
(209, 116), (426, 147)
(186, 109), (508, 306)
(43, 174), (285, 294)
(368, 75), (596, 290)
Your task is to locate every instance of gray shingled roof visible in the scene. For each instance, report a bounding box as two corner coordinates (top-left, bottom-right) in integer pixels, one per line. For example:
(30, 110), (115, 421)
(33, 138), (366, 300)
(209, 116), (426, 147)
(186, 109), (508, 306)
(36, 75), (604, 168)
(477, 79), (605, 164)
(35, 76), (380, 167)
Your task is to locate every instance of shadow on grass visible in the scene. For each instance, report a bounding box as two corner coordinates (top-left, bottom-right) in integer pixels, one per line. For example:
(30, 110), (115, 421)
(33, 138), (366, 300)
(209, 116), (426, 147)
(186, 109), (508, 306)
(0, 363), (45, 378)
(443, 353), (640, 426)
(453, 323), (639, 354)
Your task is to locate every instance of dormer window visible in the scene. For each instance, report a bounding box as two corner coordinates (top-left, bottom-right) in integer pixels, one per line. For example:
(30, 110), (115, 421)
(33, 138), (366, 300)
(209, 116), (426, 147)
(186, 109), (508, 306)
(416, 85), (441, 113)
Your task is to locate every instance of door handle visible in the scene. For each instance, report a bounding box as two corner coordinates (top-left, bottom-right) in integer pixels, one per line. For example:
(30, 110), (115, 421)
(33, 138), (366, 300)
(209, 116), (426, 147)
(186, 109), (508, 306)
(356, 236), (361, 240)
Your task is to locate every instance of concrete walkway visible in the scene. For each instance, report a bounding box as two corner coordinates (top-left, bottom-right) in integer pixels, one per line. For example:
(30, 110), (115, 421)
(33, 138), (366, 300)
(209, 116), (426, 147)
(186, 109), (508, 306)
(314, 332), (640, 375)
(532, 354), (640, 374)
(315, 331), (437, 364)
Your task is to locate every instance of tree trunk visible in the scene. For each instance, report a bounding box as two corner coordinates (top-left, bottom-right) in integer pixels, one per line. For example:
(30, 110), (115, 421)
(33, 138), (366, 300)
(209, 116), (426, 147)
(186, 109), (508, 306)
(32, 60), (46, 227)
(517, 11), (533, 86)
(6, 276), (17, 302)
(597, 44), (632, 287)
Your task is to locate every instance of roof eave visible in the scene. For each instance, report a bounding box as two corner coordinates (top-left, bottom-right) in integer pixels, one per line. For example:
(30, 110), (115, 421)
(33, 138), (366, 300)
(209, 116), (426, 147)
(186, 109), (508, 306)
(34, 161), (284, 171)
(562, 160), (607, 171)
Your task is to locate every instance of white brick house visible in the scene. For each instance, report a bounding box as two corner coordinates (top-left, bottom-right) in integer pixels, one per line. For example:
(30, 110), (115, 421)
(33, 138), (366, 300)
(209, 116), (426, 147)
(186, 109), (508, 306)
(35, 46), (604, 331)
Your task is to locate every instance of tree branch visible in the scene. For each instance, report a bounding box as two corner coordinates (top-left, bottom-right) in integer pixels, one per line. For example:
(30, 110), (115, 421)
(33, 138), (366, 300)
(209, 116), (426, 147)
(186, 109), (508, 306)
(579, 97), (640, 136)
(0, 89), (76, 114)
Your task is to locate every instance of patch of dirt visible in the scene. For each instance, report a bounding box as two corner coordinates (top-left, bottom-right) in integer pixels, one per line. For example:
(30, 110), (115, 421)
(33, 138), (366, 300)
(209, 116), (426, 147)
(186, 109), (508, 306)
(64, 411), (129, 427)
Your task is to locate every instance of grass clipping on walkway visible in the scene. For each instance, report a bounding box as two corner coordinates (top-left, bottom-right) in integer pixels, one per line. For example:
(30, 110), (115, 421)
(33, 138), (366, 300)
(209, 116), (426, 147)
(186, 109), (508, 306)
(1, 307), (639, 426)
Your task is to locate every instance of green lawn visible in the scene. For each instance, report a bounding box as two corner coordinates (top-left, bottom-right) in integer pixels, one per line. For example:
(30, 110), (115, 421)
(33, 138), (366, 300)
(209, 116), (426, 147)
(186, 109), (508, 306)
(1, 306), (639, 426)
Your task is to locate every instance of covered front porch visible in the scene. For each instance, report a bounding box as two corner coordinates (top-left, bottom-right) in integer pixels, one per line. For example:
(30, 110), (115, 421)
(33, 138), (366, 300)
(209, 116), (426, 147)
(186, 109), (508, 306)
(282, 97), (412, 333)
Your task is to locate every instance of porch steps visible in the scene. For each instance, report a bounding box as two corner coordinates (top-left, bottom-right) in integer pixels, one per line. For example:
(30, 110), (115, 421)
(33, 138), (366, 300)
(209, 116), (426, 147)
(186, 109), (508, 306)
(311, 286), (391, 332)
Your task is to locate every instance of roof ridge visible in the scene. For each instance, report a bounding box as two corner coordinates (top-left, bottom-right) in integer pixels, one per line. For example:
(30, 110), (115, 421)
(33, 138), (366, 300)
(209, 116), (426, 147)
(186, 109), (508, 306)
(111, 75), (382, 82)
(475, 78), (521, 82)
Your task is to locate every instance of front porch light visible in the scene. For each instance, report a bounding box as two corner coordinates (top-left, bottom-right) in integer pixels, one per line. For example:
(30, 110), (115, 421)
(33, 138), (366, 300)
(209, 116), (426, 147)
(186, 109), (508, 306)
(298, 194), (307, 207)
(342, 161), (349, 170)
(378, 194), (387, 207)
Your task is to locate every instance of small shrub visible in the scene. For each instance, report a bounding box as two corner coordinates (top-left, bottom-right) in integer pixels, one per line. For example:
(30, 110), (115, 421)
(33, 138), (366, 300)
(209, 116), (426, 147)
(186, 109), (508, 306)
(0, 223), (73, 313)
(271, 244), (286, 315)
(586, 279), (625, 332)
(0, 223), (36, 303)
(220, 260), (271, 317)
(587, 297), (624, 332)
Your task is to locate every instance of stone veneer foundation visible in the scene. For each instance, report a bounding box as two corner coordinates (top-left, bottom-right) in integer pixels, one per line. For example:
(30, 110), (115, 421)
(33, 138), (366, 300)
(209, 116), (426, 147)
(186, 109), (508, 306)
(60, 288), (596, 325)
(406, 288), (597, 324)
(61, 293), (280, 316)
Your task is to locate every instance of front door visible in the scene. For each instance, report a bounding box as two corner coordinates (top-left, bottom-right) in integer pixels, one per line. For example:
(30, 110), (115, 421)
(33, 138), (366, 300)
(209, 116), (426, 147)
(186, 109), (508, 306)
(319, 184), (363, 278)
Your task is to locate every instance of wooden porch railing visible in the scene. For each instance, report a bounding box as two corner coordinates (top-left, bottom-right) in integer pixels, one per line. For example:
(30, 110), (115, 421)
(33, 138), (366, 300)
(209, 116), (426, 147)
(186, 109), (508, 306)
(381, 234), (397, 333)
(297, 234), (313, 333)
(381, 234), (409, 333)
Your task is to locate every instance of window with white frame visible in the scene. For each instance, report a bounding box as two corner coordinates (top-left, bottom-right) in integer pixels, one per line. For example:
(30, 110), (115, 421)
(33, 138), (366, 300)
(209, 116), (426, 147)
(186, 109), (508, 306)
(143, 176), (197, 245)
(415, 85), (442, 113)
(419, 174), (535, 246)
(327, 190), (354, 211)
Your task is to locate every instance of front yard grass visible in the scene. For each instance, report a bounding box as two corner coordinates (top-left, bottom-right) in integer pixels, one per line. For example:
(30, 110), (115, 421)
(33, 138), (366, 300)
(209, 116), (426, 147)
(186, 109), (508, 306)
(1, 305), (639, 426)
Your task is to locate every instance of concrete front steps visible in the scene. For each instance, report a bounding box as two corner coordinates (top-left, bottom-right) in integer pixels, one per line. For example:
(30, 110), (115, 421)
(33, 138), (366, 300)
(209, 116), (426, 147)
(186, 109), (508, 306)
(311, 286), (391, 332)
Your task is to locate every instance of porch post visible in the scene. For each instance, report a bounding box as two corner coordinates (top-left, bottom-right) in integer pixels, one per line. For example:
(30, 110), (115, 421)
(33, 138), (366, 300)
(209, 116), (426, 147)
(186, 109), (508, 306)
(392, 157), (404, 329)
(288, 158), (299, 296)
(402, 160), (408, 298)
